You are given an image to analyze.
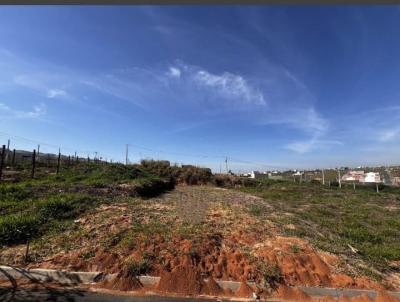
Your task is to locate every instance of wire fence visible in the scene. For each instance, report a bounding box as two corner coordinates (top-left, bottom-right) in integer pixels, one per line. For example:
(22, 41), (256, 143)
(0, 132), (397, 193)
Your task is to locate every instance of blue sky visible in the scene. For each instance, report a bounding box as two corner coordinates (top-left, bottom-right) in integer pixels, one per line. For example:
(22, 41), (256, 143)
(1, 6), (400, 172)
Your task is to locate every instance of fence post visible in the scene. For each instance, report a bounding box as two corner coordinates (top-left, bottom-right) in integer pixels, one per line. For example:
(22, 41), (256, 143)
(353, 182), (356, 191)
(12, 149), (16, 166)
(56, 150), (61, 174)
(376, 183), (379, 193)
(68, 155), (71, 167)
(31, 149), (36, 179)
(0, 145), (5, 181)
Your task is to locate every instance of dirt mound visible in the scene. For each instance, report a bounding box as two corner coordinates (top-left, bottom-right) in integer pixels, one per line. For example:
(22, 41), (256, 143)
(202, 277), (223, 296)
(223, 287), (233, 296)
(157, 264), (205, 295)
(235, 280), (254, 298)
(100, 270), (142, 291)
(254, 237), (381, 290)
(374, 290), (400, 302)
(272, 284), (312, 301)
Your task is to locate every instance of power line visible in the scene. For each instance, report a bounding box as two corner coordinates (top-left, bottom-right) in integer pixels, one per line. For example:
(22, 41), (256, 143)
(0, 131), (110, 160)
(127, 143), (225, 159)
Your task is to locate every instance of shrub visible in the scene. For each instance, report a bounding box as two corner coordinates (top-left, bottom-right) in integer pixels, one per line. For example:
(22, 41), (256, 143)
(133, 177), (175, 198)
(0, 214), (40, 245)
(38, 198), (76, 220)
(139, 160), (213, 185)
(37, 195), (97, 221)
(124, 259), (152, 276)
(257, 262), (283, 289)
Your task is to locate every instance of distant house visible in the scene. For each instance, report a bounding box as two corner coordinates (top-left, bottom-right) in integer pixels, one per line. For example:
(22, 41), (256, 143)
(393, 177), (400, 186)
(249, 171), (269, 179)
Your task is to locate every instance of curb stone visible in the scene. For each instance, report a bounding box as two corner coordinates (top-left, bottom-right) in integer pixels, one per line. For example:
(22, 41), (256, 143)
(1, 266), (399, 300)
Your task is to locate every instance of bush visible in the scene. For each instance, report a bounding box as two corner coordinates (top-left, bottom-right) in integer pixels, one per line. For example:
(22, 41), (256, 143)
(258, 262), (283, 289)
(0, 214), (40, 245)
(133, 177), (175, 198)
(139, 160), (213, 185)
(213, 175), (257, 188)
(38, 198), (76, 220)
(37, 195), (97, 221)
(124, 258), (152, 276)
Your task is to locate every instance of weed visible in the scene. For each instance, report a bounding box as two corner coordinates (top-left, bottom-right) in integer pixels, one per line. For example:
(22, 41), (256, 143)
(290, 244), (301, 253)
(248, 204), (264, 216)
(257, 262), (283, 289)
(79, 250), (96, 259)
(124, 258), (152, 276)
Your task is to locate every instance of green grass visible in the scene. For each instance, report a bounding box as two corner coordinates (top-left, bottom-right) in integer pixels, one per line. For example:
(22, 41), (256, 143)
(0, 162), (177, 247)
(239, 180), (400, 273)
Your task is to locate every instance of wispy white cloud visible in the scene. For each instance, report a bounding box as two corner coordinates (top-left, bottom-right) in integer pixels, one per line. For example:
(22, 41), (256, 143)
(82, 61), (267, 111)
(47, 89), (67, 99)
(14, 74), (69, 100)
(192, 69), (266, 106)
(0, 102), (46, 119)
(259, 106), (333, 153)
(285, 138), (342, 154)
(376, 127), (400, 142)
(167, 66), (181, 78)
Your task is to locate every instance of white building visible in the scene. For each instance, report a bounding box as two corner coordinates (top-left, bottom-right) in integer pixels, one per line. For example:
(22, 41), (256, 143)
(250, 171), (260, 179)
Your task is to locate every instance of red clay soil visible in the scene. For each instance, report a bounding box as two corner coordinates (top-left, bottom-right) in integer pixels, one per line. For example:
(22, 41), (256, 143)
(99, 270), (143, 292)
(350, 294), (374, 302)
(202, 277), (224, 296)
(272, 284), (312, 301)
(156, 264), (205, 295)
(235, 280), (254, 298)
(374, 290), (400, 302)
(223, 287), (233, 296)
(318, 296), (336, 302)
(33, 233), (384, 295)
(254, 237), (382, 290)
(338, 295), (352, 302)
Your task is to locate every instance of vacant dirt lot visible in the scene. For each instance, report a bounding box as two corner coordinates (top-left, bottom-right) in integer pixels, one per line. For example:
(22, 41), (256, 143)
(2, 184), (397, 299)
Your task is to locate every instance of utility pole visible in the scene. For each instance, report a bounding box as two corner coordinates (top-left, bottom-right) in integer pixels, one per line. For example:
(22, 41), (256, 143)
(322, 169), (325, 185)
(125, 144), (129, 165)
(338, 169), (342, 189)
